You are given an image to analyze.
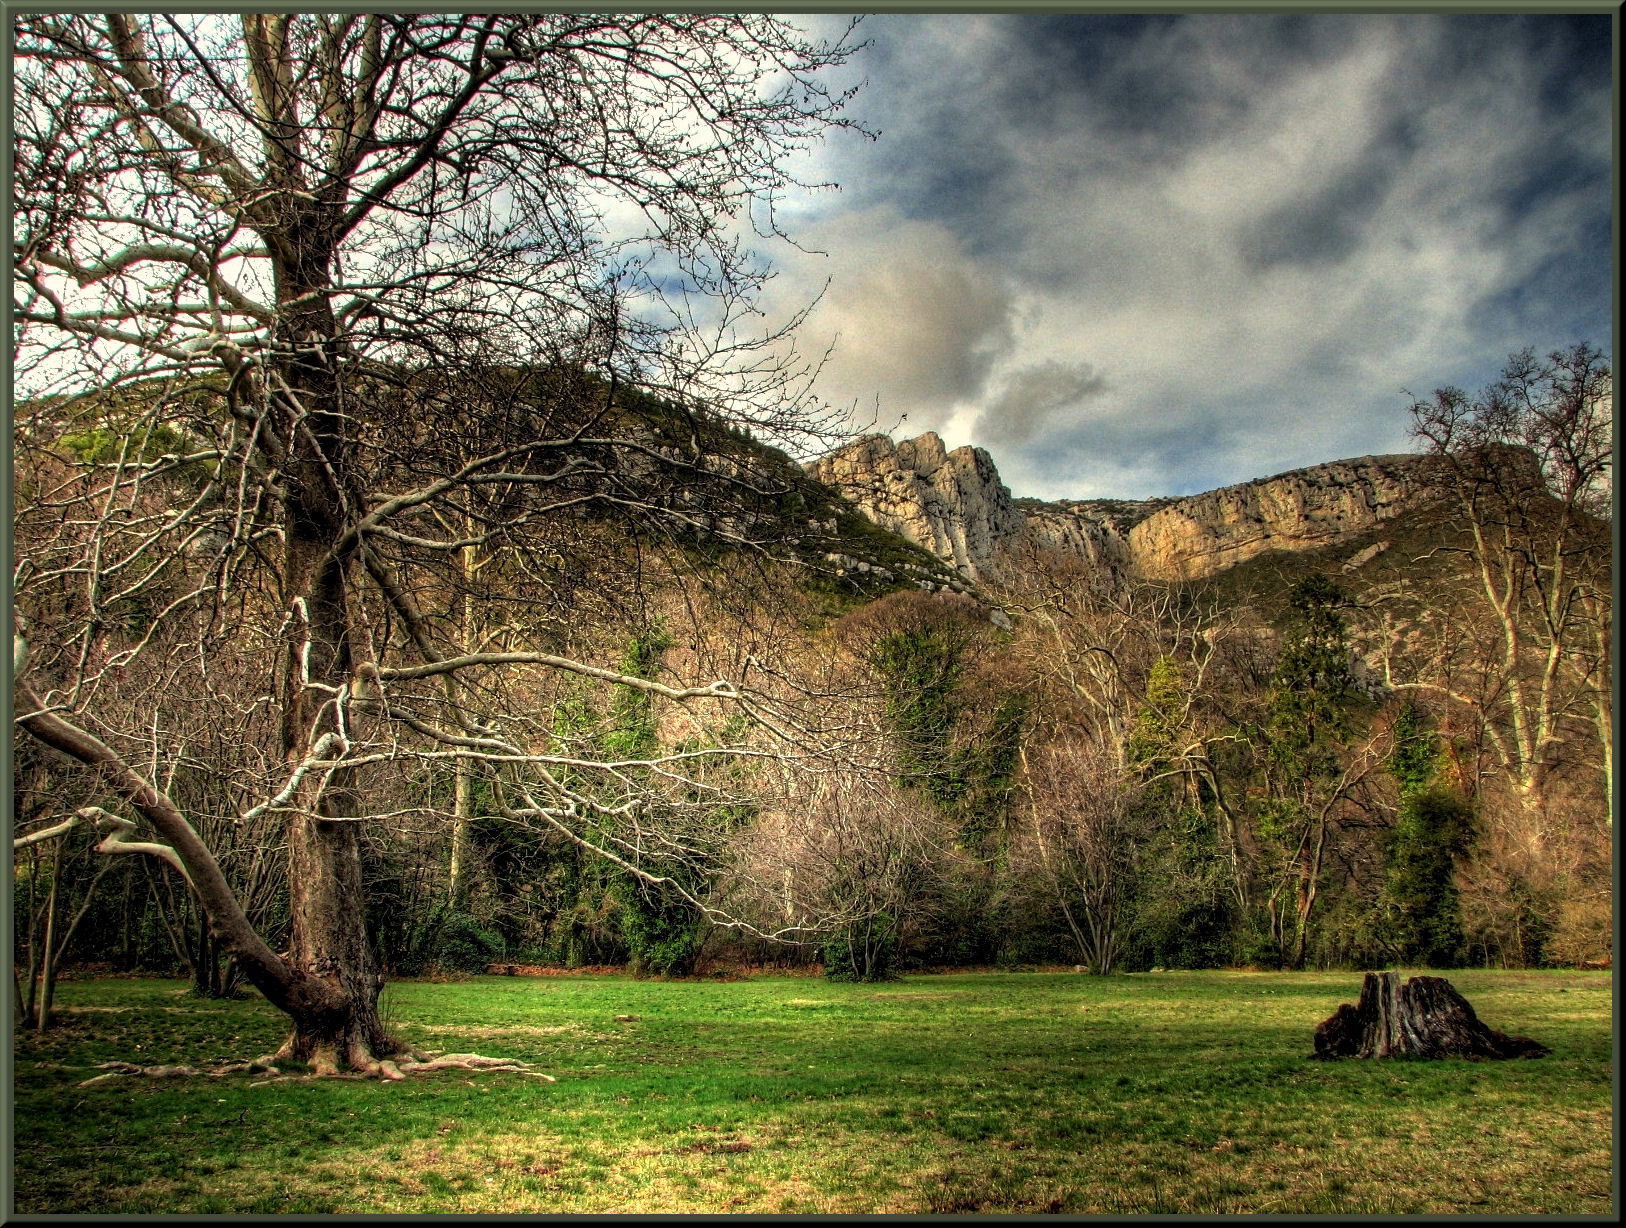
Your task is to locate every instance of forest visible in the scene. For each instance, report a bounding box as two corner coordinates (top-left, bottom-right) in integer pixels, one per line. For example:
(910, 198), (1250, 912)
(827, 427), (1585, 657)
(9, 12), (1612, 1083)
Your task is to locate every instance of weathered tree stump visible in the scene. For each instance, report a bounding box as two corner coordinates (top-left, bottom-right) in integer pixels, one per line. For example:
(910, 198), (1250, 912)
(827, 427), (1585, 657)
(1312, 970), (1549, 1060)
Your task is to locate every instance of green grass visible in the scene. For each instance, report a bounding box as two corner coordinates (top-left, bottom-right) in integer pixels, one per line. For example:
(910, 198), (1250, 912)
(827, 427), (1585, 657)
(10, 969), (1612, 1214)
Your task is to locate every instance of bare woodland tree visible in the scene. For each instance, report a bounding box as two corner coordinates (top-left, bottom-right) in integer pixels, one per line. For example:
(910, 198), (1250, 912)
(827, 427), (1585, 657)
(12, 13), (869, 1075)
(1014, 739), (1144, 974)
(1397, 344), (1612, 848)
(997, 550), (1258, 903)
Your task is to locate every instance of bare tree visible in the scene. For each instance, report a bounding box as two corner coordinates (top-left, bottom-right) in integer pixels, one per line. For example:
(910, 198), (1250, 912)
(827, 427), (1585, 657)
(1014, 739), (1144, 975)
(996, 549), (1257, 900)
(1397, 344), (1611, 849)
(730, 761), (947, 981)
(12, 13), (868, 1076)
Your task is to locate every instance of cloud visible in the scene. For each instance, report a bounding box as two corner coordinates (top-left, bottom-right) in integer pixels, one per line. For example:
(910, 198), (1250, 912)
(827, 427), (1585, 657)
(768, 205), (1020, 433)
(773, 13), (1611, 500)
(977, 360), (1108, 445)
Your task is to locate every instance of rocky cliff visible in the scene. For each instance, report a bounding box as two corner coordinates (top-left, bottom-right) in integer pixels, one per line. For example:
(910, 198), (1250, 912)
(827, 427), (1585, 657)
(806, 432), (1026, 579)
(1123, 454), (1427, 580)
(809, 433), (1437, 583)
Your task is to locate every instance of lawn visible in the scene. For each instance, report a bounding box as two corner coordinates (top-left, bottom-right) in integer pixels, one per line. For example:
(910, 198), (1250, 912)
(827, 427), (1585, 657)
(8, 968), (1613, 1214)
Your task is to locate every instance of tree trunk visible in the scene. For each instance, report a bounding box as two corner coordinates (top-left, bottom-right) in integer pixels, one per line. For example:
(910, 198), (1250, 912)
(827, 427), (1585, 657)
(449, 766), (474, 911)
(273, 812), (409, 1074)
(257, 226), (423, 1073)
(1313, 970), (1550, 1060)
(34, 845), (61, 1032)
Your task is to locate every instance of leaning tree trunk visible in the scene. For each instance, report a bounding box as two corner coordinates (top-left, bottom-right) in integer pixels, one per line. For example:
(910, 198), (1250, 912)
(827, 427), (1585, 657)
(1313, 970), (1550, 1060)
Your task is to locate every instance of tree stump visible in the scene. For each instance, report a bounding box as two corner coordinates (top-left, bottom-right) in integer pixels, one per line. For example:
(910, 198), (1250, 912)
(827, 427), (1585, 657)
(1312, 970), (1550, 1060)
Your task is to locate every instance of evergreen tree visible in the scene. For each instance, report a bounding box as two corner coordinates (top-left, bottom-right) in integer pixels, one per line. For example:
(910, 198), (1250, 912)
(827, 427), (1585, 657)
(1256, 575), (1364, 968)
(1122, 655), (1237, 970)
(1380, 703), (1475, 966)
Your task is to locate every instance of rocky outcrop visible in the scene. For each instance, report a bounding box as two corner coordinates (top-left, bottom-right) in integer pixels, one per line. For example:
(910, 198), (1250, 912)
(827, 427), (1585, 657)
(806, 432), (1026, 579)
(809, 433), (1438, 583)
(1022, 496), (1175, 575)
(1125, 454), (1426, 580)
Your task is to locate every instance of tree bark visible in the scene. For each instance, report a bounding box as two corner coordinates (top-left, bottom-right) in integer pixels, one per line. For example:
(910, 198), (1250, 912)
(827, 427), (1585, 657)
(1313, 970), (1550, 1060)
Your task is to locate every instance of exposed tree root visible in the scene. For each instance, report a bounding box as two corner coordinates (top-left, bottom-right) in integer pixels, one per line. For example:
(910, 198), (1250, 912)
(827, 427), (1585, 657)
(394, 1052), (556, 1079)
(76, 1050), (555, 1087)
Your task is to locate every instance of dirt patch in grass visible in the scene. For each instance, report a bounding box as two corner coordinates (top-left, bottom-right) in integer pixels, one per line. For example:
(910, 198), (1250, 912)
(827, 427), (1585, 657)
(397, 1022), (588, 1040)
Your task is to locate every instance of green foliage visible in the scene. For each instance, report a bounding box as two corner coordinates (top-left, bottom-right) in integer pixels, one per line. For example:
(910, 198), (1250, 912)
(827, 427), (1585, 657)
(604, 625), (673, 760)
(1123, 806), (1238, 970)
(1244, 574), (1370, 968)
(1126, 656), (1188, 773)
(863, 605), (1025, 853)
(544, 883), (627, 968)
(898, 862), (1004, 969)
(385, 906), (505, 976)
(870, 626), (964, 788)
(943, 695), (1027, 851)
(614, 880), (703, 978)
(1378, 704), (1475, 967)
(1387, 701), (1439, 793)
(821, 913), (899, 982)
(60, 422), (184, 467)
(1382, 787), (1476, 967)
(1120, 665), (1246, 969)
(430, 912), (506, 973)
(1473, 874), (1557, 968)
(1268, 574), (1360, 757)
(582, 627), (708, 975)
(1254, 797), (1307, 844)
(1306, 890), (1392, 971)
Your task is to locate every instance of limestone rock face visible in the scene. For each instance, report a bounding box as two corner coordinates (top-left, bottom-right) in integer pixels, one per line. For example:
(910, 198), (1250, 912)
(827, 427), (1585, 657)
(1023, 508), (1133, 571)
(1023, 497), (1174, 575)
(809, 433), (1439, 584)
(806, 432), (1025, 579)
(1126, 455), (1426, 580)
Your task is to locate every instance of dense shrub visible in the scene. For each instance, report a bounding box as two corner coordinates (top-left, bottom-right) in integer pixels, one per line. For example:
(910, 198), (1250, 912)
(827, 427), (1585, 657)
(822, 914), (900, 982)
(431, 912), (506, 973)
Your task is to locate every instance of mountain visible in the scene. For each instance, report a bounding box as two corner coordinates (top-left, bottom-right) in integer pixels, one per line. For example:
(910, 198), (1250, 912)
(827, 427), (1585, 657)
(807, 431), (1440, 583)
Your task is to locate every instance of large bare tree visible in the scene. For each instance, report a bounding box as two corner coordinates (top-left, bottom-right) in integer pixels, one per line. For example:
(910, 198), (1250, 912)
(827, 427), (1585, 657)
(12, 13), (868, 1076)
(1397, 344), (1611, 848)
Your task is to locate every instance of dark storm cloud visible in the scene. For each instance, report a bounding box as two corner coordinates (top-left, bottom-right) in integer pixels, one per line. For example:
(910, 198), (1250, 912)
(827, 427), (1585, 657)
(775, 12), (1612, 499)
(980, 361), (1109, 445)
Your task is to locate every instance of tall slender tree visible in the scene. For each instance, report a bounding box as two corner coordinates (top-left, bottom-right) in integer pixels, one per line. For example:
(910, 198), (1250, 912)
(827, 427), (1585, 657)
(1257, 575), (1376, 969)
(1401, 344), (1611, 846)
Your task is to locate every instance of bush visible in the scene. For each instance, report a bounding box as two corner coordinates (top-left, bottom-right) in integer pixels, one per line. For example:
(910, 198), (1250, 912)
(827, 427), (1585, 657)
(1543, 892), (1613, 968)
(545, 887), (628, 968)
(822, 915), (899, 982)
(428, 911), (504, 974)
(615, 881), (702, 978)
(1380, 786), (1475, 967)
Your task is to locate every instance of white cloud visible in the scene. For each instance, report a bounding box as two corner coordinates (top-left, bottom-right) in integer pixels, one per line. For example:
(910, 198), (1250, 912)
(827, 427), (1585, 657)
(766, 205), (1020, 434)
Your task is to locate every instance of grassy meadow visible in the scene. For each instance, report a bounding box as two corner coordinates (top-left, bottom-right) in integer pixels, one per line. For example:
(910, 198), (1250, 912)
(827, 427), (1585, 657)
(9, 968), (1613, 1215)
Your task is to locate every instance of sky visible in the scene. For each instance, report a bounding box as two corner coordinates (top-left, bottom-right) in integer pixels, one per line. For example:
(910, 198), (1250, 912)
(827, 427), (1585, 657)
(758, 12), (1613, 500)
